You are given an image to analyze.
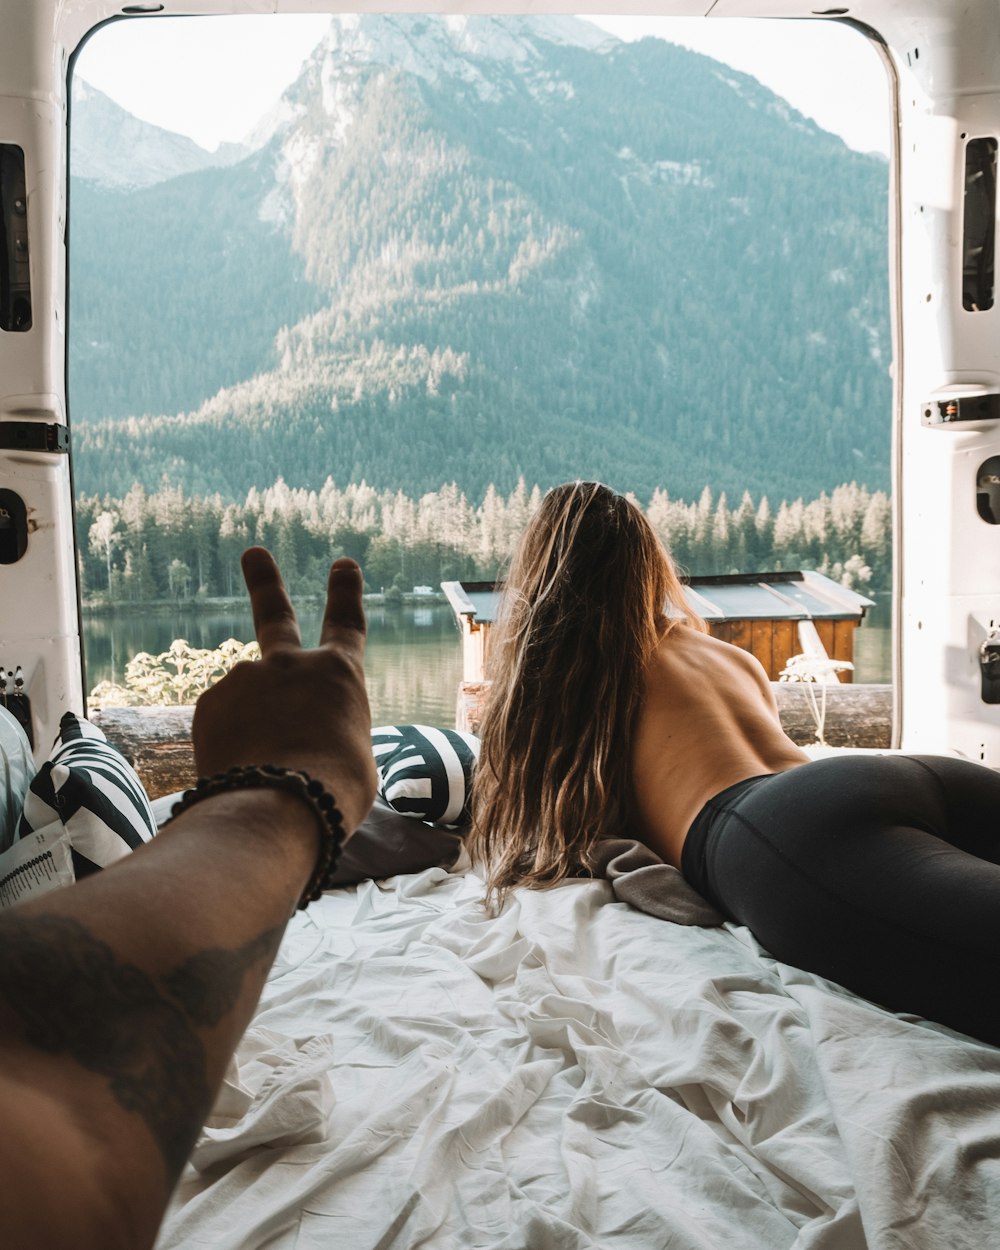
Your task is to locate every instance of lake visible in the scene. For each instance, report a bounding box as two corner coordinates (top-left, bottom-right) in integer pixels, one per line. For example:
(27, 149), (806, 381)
(83, 595), (892, 726)
(84, 600), (466, 726)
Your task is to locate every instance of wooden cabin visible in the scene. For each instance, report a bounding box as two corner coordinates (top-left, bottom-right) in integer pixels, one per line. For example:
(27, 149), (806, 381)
(680, 571), (875, 682)
(442, 571), (876, 735)
(440, 581), (501, 694)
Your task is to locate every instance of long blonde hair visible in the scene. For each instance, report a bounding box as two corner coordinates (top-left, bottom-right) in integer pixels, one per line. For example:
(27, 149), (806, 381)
(469, 481), (703, 905)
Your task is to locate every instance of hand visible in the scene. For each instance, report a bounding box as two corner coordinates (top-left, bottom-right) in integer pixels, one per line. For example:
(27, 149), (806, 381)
(191, 549), (377, 833)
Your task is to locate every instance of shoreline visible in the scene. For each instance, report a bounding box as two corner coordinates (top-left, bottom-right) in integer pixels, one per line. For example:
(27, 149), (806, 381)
(81, 592), (449, 615)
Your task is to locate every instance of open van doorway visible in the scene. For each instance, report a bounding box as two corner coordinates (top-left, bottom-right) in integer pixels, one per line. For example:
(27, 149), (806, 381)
(67, 12), (892, 760)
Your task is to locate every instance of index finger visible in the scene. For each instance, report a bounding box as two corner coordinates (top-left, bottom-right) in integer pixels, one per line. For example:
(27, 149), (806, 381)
(319, 557), (367, 661)
(242, 547), (302, 655)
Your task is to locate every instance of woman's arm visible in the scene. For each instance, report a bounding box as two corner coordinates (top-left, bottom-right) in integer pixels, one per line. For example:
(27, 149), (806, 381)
(0, 550), (376, 1250)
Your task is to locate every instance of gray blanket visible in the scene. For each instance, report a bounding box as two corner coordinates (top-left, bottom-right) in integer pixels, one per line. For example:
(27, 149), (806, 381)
(592, 836), (726, 926)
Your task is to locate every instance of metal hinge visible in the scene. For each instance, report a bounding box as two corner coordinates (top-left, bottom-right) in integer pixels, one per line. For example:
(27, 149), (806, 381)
(0, 665), (32, 746)
(923, 393), (1000, 427)
(0, 421), (69, 453)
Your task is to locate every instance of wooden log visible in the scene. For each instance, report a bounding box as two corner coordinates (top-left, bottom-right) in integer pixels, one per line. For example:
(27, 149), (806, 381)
(773, 682), (893, 749)
(460, 680), (892, 749)
(96, 683), (895, 801)
(93, 706), (196, 799)
(455, 681), (491, 737)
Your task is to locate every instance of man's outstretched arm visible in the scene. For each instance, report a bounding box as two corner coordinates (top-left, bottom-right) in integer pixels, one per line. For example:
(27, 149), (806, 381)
(0, 551), (377, 1250)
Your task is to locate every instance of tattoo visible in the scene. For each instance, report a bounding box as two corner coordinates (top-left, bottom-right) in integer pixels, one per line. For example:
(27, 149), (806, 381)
(0, 914), (284, 1180)
(163, 925), (284, 1027)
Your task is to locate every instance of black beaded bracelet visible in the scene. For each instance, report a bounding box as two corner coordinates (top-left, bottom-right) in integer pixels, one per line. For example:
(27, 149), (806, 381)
(168, 764), (347, 911)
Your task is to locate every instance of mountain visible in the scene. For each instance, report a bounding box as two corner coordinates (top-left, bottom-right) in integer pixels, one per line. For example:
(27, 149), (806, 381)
(68, 15), (890, 505)
(70, 78), (248, 190)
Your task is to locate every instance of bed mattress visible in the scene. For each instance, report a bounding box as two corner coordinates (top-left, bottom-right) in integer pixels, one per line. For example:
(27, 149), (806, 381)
(157, 859), (1000, 1250)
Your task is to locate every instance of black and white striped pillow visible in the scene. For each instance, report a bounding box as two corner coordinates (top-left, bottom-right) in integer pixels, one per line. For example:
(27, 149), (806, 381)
(17, 711), (156, 878)
(0, 702), (34, 853)
(371, 724), (479, 827)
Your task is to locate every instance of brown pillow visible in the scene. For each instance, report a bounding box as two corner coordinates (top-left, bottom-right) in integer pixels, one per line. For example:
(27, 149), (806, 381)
(328, 798), (464, 886)
(152, 793), (463, 887)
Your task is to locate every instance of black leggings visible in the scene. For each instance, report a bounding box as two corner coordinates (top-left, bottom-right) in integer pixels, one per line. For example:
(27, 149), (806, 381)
(680, 754), (1000, 1046)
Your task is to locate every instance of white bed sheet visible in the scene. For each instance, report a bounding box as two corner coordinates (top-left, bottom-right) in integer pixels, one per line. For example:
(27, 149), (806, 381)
(157, 863), (1000, 1250)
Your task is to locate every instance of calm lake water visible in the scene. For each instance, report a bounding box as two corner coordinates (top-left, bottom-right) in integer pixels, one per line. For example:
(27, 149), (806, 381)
(84, 601), (465, 726)
(83, 595), (891, 726)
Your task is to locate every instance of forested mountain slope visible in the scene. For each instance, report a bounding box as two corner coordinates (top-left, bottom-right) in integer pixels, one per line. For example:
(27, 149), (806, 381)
(69, 14), (890, 505)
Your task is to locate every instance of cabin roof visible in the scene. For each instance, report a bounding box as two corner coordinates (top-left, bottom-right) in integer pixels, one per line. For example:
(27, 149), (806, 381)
(682, 570), (875, 622)
(441, 570), (874, 626)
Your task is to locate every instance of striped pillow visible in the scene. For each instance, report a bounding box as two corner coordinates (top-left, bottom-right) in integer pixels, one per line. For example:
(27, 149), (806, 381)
(371, 724), (479, 827)
(17, 711), (156, 878)
(0, 702), (34, 854)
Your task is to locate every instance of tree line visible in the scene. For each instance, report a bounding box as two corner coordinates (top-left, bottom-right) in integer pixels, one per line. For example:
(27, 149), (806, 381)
(77, 477), (891, 606)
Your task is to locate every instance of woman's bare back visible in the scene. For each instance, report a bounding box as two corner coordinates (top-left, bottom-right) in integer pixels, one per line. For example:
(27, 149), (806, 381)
(630, 623), (810, 868)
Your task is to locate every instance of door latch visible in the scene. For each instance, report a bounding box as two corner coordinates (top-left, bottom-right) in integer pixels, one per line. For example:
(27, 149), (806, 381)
(0, 489), (27, 563)
(0, 665), (32, 745)
(981, 629), (1000, 704)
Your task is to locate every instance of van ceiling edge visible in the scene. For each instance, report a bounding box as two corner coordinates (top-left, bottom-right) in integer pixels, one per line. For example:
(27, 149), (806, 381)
(55, 0), (715, 54)
(52, 0), (969, 62)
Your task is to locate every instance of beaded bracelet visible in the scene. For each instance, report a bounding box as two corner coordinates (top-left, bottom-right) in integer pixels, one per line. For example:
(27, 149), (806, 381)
(169, 764), (347, 911)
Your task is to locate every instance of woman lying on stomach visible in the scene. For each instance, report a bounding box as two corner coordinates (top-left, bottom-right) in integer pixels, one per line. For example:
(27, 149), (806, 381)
(470, 481), (1000, 1046)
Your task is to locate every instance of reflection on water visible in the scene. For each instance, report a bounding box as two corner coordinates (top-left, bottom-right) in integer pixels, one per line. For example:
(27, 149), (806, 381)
(851, 594), (891, 685)
(83, 593), (892, 727)
(83, 601), (465, 727)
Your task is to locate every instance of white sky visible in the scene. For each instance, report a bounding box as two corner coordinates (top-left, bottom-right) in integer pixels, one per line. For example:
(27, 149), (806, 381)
(74, 12), (889, 158)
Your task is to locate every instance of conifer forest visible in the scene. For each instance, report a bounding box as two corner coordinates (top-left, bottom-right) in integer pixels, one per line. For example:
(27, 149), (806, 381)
(77, 477), (890, 604)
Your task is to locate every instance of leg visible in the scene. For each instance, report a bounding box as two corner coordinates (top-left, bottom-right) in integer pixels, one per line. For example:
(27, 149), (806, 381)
(700, 755), (1000, 1045)
(903, 754), (1000, 862)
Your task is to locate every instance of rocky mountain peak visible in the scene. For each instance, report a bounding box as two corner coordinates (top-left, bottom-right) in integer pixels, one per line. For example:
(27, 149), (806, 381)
(319, 12), (613, 78)
(71, 77), (247, 190)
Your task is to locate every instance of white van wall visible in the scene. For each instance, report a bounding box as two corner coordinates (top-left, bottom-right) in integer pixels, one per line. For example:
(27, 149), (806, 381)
(0, 10), (81, 755)
(887, 7), (1000, 761)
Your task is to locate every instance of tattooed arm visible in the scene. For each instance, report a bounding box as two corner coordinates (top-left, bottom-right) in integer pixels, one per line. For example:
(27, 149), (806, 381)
(0, 790), (320, 1250)
(0, 552), (376, 1250)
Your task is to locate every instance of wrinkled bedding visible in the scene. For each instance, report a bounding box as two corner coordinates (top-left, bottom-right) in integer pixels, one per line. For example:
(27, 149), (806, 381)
(157, 859), (1000, 1250)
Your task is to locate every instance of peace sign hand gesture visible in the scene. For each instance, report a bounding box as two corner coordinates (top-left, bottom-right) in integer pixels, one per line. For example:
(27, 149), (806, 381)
(191, 548), (377, 835)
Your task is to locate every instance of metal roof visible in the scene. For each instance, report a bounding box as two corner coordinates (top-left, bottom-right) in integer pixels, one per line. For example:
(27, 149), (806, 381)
(441, 581), (502, 626)
(680, 571), (875, 622)
(442, 571), (874, 626)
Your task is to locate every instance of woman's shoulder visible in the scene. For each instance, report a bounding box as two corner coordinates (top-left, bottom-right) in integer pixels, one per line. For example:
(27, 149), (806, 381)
(651, 621), (768, 686)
